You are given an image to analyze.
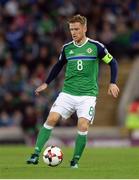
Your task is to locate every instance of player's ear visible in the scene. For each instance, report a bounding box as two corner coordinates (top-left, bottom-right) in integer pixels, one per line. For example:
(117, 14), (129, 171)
(84, 25), (87, 33)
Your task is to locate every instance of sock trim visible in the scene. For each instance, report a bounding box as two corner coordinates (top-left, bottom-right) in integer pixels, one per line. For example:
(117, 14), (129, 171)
(77, 130), (88, 135)
(43, 123), (53, 129)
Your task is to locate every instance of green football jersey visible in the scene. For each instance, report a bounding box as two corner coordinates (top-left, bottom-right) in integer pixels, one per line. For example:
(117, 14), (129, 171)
(60, 38), (113, 96)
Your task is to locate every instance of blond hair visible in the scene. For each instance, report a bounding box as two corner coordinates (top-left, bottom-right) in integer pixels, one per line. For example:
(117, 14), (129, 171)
(68, 14), (87, 26)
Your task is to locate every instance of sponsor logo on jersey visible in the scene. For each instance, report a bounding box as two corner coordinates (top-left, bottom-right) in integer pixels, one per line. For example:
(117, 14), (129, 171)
(69, 50), (74, 54)
(87, 48), (93, 53)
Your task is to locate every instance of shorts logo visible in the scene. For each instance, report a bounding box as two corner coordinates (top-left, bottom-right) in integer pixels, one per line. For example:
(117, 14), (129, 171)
(89, 106), (94, 116)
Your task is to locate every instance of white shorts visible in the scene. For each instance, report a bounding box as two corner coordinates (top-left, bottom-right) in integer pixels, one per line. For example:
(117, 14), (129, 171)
(50, 92), (96, 123)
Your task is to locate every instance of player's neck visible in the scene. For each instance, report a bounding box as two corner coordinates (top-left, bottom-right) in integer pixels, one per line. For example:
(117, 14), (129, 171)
(75, 36), (87, 46)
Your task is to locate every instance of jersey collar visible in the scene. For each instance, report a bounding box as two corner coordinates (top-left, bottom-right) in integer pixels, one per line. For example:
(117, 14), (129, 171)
(73, 37), (89, 47)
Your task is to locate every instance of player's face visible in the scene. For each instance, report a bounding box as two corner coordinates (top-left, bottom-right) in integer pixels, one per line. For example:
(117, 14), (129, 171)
(69, 22), (87, 44)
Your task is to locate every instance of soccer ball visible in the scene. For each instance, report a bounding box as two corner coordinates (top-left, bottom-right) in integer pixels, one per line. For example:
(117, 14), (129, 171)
(43, 146), (63, 167)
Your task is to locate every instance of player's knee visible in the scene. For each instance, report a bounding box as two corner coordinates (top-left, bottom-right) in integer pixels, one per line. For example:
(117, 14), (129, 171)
(46, 117), (57, 126)
(80, 126), (88, 132)
(78, 118), (89, 132)
(46, 112), (60, 126)
(78, 123), (89, 132)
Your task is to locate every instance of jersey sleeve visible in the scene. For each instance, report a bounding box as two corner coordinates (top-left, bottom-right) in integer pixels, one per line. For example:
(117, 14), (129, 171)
(97, 43), (113, 64)
(45, 46), (67, 84)
(59, 46), (67, 63)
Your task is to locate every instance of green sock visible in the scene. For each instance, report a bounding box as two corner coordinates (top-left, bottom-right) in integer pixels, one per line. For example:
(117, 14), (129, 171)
(72, 133), (87, 162)
(34, 126), (52, 155)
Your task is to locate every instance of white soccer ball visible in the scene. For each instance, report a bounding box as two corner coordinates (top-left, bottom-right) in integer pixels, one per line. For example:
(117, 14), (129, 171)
(43, 146), (63, 167)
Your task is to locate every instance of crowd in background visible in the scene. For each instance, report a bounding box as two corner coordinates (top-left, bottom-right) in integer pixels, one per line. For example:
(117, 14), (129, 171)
(0, 0), (139, 137)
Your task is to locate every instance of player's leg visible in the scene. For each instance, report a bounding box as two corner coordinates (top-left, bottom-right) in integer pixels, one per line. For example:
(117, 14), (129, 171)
(34, 112), (61, 154)
(27, 92), (75, 165)
(70, 96), (96, 168)
(70, 117), (89, 168)
(27, 112), (60, 164)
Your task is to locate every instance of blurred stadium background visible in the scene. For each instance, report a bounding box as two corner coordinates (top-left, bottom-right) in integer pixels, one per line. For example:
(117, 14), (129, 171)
(0, 0), (139, 148)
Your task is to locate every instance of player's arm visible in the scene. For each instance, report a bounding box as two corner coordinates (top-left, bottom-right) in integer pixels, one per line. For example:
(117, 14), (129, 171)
(98, 43), (120, 98)
(107, 58), (119, 98)
(35, 47), (67, 96)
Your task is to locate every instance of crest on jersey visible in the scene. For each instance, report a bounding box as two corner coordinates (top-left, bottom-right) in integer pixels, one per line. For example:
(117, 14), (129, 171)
(87, 48), (93, 53)
(69, 50), (74, 54)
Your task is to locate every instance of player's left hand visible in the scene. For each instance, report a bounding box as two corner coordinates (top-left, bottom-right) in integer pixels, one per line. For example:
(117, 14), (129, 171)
(107, 83), (120, 98)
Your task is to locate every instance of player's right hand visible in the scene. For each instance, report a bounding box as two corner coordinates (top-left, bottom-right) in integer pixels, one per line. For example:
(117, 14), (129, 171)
(35, 83), (48, 96)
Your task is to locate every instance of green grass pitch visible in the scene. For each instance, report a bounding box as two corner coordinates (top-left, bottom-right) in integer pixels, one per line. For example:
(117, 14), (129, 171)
(0, 146), (139, 179)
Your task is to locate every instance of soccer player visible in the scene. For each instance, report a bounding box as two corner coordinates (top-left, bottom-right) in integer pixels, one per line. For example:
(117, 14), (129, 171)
(27, 14), (119, 168)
